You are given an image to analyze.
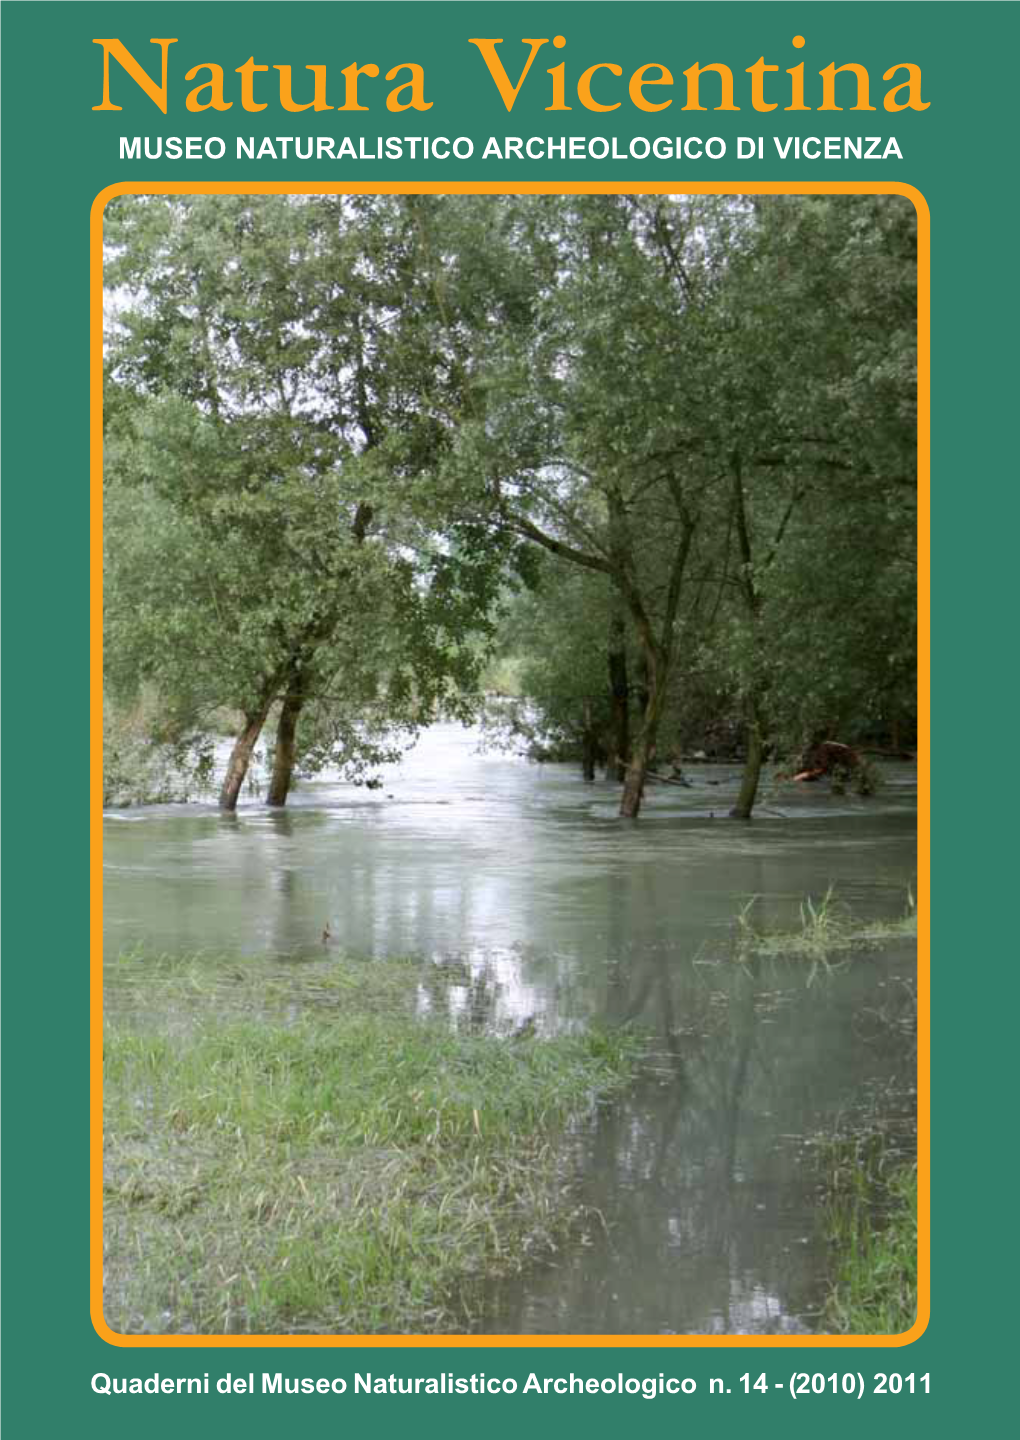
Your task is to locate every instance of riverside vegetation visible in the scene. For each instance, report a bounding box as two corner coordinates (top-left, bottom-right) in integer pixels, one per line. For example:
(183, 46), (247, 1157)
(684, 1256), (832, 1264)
(103, 950), (636, 1334)
(822, 1138), (918, 1334)
(102, 882), (916, 1334)
(735, 886), (917, 964)
(104, 192), (916, 820)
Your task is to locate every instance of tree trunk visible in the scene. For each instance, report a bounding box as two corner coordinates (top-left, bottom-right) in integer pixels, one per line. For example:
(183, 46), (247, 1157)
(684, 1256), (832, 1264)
(619, 663), (666, 818)
(219, 699), (274, 811)
(267, 683), (305, 807)
(607, 602), (630, 782)
(730, 703), (764, 820)
(620, 738), (650, 818)
(581, 700), (597, 782)
(636, 652), (651, 720)
(729, 455), (767, 821)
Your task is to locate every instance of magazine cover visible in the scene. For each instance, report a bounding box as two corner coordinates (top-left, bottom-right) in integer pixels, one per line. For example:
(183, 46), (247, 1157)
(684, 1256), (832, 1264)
(1, 0), (1005, 1433)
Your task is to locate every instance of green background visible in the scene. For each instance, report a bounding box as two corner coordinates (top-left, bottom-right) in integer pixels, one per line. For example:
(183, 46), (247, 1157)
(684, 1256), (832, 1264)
(1, 1), (1012, 1433)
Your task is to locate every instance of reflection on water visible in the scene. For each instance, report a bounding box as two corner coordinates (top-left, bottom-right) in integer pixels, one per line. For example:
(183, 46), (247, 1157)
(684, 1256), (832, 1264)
(475, 942), (916, 1334)
(104, 723), (918, 1334)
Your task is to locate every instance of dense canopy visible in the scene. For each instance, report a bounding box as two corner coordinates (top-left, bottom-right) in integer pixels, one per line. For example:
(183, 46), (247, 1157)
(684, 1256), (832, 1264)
(104, 192), (916, 817)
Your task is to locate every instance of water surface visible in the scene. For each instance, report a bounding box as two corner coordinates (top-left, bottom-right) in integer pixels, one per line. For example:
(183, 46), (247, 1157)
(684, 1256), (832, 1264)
(104, 723), (917, 1334)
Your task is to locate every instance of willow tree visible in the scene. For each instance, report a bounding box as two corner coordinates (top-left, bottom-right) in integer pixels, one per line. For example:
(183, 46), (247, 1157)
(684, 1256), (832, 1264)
(455, 193), (916, 819)
(104, 194), (516, 808)
(448, 195), (738, 817)
(105, 193), (916, 821)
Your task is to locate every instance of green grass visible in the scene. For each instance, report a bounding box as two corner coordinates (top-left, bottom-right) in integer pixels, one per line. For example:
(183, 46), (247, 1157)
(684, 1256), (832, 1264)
(103, 952), (636, 1334)
(735, 885), (917, 964)
(821, 1136), (918, 1334)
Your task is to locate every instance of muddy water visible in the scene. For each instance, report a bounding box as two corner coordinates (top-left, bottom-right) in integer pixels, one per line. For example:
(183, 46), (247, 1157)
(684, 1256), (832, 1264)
(104, 723), (917, 1334)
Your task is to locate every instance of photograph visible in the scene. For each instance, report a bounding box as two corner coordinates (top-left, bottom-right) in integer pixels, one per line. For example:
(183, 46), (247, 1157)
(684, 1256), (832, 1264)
(100, 189), (918, 1337)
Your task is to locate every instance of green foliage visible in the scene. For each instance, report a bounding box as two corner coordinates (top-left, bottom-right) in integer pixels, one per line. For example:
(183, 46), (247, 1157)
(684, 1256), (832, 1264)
(104, 194), (917, 811)
(486, 559), (620, 759)
(104, 195), (521, 790)
(703, 196), (918, 752)
(102, 689), (215, 807)
(473, 195), (917, 787)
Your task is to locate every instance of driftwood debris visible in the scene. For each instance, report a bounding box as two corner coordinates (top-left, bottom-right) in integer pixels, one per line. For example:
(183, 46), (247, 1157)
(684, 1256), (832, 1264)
(646, 769), (694, 788)
(791, 740), (860, 783)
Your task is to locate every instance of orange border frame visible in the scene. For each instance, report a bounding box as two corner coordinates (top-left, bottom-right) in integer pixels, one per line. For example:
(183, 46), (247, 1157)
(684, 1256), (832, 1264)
(91, 179), (929, 1350)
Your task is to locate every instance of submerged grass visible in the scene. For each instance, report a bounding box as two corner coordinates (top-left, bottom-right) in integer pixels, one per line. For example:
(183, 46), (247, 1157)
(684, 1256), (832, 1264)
(736, 885), (917, 964)
(821, 1135), (917, 1334)
(103, 952), (636, 1334)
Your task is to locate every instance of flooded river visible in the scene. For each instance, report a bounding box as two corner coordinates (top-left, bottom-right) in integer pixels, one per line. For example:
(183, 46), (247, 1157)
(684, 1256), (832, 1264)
(103, 723), (918, 1335)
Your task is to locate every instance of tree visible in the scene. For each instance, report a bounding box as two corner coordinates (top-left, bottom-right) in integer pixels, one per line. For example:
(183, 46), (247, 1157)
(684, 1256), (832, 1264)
(690, 195), (918, 811)
(491, 559), (628, 780)
(105, 193), (916, 823)
(450, 196), (744, 816)
(458, 194), (916, 818)
(104, 195), (516, 808)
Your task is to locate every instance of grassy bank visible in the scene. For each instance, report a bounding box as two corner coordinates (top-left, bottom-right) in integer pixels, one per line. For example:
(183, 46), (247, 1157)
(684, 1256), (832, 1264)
(822, 1138), (918, 1334)
(103, 954), (635, 1334)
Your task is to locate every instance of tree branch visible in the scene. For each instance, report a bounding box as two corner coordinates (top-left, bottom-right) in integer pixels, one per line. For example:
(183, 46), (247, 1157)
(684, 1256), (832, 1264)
(504, 510), (613, 576)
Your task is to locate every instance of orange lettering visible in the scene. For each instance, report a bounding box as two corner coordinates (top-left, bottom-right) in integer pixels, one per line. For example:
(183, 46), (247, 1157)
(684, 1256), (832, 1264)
(467, 37), (550, 111)
(92, 38), (177, 112)
(629, 63), (673, 113)
(578, 62), (622, 112)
